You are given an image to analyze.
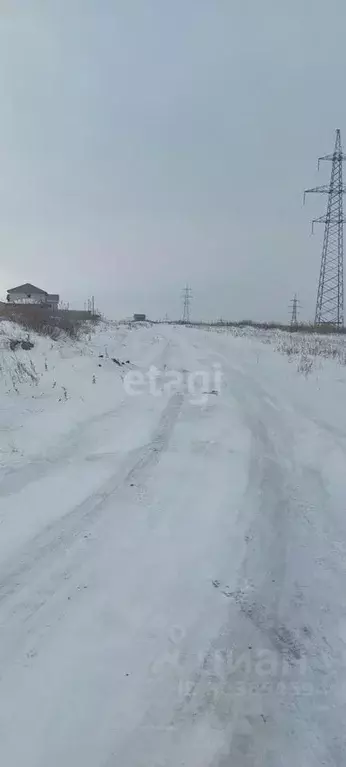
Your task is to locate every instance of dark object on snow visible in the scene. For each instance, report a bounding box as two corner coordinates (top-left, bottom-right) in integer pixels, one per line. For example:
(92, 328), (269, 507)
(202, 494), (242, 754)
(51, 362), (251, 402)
(9, 339), (21, 351)
(98, 363), (102, 367)
(111, 357), (130, 366)
(98, 354), (104, 358)
(21, 340), (34, 350)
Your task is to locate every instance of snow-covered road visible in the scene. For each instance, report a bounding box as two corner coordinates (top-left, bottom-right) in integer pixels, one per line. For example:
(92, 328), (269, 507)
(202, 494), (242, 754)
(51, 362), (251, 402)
(1, 323), (346, 766)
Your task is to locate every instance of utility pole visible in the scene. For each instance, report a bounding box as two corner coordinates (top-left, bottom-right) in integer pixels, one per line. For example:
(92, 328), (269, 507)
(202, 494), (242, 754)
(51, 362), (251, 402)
(182, 285), (192, 323)
(304, 129), (346, 328)
(289, 293), (300, 328)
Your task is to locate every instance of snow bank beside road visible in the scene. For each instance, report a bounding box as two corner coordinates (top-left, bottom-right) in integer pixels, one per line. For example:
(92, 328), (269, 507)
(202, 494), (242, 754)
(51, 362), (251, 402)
(0, 321), (132, 466)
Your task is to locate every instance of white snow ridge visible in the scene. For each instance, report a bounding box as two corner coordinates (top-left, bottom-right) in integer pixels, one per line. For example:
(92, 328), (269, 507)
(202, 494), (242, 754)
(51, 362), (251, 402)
(0, 321), (346, 766)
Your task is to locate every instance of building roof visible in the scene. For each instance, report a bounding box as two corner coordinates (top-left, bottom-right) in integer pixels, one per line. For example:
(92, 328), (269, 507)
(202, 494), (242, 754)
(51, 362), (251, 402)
(7, 283), (48, 295)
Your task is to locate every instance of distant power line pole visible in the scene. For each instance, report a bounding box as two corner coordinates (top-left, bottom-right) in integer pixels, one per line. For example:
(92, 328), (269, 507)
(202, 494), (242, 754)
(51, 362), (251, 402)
(86, 296), (96, 314)
(304, 129), (346, 328)
(182, 285), (192, 323)
(289, 293), (300, 328)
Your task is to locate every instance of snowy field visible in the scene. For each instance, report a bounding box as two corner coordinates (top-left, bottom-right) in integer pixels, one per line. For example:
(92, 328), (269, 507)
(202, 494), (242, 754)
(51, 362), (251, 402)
(1, 320), (346, 766)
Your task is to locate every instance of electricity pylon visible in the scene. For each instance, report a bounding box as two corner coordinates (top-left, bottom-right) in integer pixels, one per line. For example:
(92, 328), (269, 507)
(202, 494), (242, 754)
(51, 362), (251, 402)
(304, 129), (346, 328)
(289, 294), (300, 328)
(182, 285), (192, 323)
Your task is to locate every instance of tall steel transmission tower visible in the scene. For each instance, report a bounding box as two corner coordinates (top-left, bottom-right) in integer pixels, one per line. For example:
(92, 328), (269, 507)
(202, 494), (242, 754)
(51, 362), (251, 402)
(304, 129), (346, 328)
(289, 293), (299, 328)
(182, 285), (192, 323)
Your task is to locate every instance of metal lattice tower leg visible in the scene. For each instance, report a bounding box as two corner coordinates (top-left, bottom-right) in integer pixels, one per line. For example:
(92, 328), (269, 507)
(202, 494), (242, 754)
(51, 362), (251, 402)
(304, 129), (346, 328)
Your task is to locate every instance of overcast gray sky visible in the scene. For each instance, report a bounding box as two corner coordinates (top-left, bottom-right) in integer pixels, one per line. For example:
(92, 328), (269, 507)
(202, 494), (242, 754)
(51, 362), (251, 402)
(0, 0), (345, 321)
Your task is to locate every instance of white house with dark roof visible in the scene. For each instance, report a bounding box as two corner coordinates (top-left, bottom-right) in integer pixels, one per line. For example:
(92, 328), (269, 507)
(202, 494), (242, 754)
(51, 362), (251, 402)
(7, 283), (60, 310)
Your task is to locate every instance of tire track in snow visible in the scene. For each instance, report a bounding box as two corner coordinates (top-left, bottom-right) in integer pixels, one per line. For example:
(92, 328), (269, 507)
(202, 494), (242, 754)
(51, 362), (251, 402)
(0, 404), (123, 497)
(0, 391), (183, 608)
(131, 344), (316, 766)
(166, 346), (346, 766)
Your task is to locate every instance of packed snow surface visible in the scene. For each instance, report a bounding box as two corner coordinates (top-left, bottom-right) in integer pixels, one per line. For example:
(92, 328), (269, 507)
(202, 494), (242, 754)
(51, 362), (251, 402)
(1, 321), (346, 766)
